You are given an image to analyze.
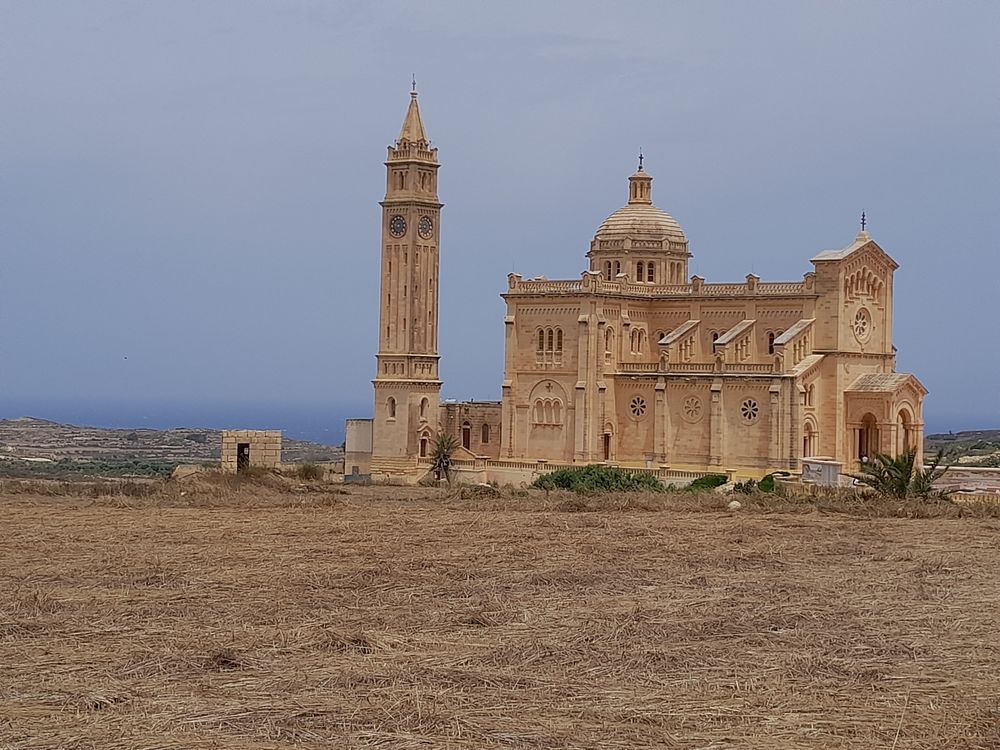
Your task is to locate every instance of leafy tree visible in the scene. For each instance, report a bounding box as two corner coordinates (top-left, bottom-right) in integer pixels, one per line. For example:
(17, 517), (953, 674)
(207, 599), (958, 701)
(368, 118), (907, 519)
(849, 449), (949, 499)
(430, 432), (458, 483)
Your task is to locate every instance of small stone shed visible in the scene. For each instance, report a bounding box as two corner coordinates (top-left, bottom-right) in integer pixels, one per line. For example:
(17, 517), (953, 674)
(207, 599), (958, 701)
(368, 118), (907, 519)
(221, 430), (282, 473)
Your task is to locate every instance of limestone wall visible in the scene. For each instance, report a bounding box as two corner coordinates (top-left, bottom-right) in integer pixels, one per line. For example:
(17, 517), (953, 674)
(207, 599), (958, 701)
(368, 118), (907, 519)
(345, 419), (373, 476)
(439, 401), (503, 459)
(221, 430), (282, 473)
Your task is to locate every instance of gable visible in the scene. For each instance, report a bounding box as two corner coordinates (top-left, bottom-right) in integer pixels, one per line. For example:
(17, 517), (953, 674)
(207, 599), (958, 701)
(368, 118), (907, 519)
(811, 236), (899, 272)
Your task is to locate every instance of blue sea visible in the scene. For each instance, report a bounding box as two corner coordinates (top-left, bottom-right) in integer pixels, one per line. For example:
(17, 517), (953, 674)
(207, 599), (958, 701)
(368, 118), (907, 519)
(2, 400), (368, 446)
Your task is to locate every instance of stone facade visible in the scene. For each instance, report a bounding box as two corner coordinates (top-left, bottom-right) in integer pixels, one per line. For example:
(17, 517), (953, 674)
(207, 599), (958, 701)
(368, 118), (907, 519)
(439, 401), (503, 459)
(499, 169), (925, 474)
(352, 90), (926, 483)
(221, 430), (281, 473)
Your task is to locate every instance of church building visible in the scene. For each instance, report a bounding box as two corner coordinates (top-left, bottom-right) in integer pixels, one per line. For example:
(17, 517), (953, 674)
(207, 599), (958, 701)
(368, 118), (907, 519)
(347, 90), (926, 484)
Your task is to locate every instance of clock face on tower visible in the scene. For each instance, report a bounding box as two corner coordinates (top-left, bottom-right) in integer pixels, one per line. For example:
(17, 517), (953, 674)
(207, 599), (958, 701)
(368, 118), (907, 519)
(418, 216), (434, 239)
(389, 215), (407, 237)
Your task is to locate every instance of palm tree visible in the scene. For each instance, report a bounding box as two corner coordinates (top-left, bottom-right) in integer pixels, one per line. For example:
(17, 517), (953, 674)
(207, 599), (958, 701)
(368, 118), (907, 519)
(430, 432), (458, 483)
(849, 449), (948, 499)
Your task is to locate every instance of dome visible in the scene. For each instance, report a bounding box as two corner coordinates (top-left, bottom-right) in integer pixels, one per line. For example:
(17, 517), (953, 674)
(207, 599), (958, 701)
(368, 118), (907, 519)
(596, 203), (686, 243)
(594, 168), (686, 245)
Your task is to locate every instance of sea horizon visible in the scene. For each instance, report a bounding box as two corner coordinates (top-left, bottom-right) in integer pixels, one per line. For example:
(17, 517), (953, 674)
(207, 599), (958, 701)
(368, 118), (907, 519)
(3, 399), (998, 448)
(1, 400), (370, 447)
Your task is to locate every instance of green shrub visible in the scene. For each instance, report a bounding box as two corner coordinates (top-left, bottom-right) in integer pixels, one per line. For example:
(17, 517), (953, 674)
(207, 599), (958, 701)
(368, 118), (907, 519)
(532, 465), (664, 494)
(685, 474), (728, 491)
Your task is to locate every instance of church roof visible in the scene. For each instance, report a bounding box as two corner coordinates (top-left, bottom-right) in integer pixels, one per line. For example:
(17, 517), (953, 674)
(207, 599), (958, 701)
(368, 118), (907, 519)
(594, 166), (686, 244)
(773, 319), (815, 346)
(714, 319), (755, 345)
(596, 203), (687, 243)
(789, 353), (825, 378)
(660, 319), (700, 345)
(846, 373), (927, 396)
(812, 231), (899, 269)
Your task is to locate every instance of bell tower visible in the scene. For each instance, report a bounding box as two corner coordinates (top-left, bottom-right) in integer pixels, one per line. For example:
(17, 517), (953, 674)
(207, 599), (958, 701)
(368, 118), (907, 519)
(371, 87), (443, 463)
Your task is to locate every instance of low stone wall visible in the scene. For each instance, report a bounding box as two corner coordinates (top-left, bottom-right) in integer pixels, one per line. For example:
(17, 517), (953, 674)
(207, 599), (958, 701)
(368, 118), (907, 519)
(446, 458), (732, 488)
(937, 466), (1000, 493)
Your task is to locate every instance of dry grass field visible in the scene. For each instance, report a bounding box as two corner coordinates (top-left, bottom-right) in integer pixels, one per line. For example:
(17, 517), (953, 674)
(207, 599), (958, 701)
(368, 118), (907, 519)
(2, 476), (999, 749)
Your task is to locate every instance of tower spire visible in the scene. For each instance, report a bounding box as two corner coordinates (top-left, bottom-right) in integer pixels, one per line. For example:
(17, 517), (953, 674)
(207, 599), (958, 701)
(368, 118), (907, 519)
(397, 83), (428, 146)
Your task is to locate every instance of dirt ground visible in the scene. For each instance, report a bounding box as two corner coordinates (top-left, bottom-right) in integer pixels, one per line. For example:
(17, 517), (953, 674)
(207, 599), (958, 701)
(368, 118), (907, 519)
(2, 480), (999, 749)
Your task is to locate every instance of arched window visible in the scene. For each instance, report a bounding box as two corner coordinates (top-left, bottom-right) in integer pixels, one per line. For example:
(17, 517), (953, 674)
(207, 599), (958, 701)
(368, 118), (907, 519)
(556, 328), (563, 352)
(386, 397), (396, 420)
(481, 423), (490, 444)
(803, 422), (816, 458)
(605, 327), (614, 353)
(647, 263), (655, 282)
(552, 400), (561, 424)
(605, 261), (612, 281)
(461, 421), (471, 450)
(636, 261), (644, 280)
(547, 328), (554, 351)
(419, 436), (429, 458)
(419, 397), (429, 419)
(614, 261), (621, 277)
(768, 332), (776, 355)
(898, 409), (914, 453)
(712, 332), (719, 342)
(533, 400), (543, 423)
(537, 328), (545, 352)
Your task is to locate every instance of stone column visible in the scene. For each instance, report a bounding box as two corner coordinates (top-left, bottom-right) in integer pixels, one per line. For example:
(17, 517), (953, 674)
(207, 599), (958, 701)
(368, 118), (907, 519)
(654, 377), (667, 463)
(574, 311), (588, 462)
(768, 381), (782, 468)
(710, 380), (724, 466)
(501, 381), (515, 457)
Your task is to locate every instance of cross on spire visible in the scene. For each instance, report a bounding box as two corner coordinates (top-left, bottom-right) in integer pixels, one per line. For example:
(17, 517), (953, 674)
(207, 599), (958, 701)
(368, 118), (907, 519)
(638, 148), (644, 171)
(411, 74), (417, 93)
(860, 211), (867, 232)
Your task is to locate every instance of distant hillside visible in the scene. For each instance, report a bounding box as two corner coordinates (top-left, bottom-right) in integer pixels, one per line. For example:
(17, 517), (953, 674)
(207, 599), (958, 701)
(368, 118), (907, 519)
(0, 417), (342, 477)
(926, 430), (1000, 467)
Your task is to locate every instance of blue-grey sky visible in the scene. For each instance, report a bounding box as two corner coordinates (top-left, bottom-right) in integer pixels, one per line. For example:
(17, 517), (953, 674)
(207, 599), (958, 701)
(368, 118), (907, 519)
(2, 0), (998, 437)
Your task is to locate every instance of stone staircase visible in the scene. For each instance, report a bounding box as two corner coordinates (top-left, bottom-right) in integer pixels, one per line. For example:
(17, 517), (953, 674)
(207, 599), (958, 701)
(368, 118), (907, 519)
(370, 456), (425, 484)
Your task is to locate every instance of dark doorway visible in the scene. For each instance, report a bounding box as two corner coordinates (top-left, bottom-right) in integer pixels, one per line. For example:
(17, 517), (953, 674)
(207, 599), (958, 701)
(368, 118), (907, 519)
(858, 414), (878, 462)
(237, 443), (251, 473)
(603, 433), (611, 461)
(461, 422), (471, 450)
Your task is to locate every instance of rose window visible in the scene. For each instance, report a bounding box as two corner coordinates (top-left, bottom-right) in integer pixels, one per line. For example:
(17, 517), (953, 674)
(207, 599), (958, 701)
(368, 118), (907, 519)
(853, 308), (871, 342)
(740, 398), (759, 423)
(629, 395), (647, 419)
(682, 396), (703, 423)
